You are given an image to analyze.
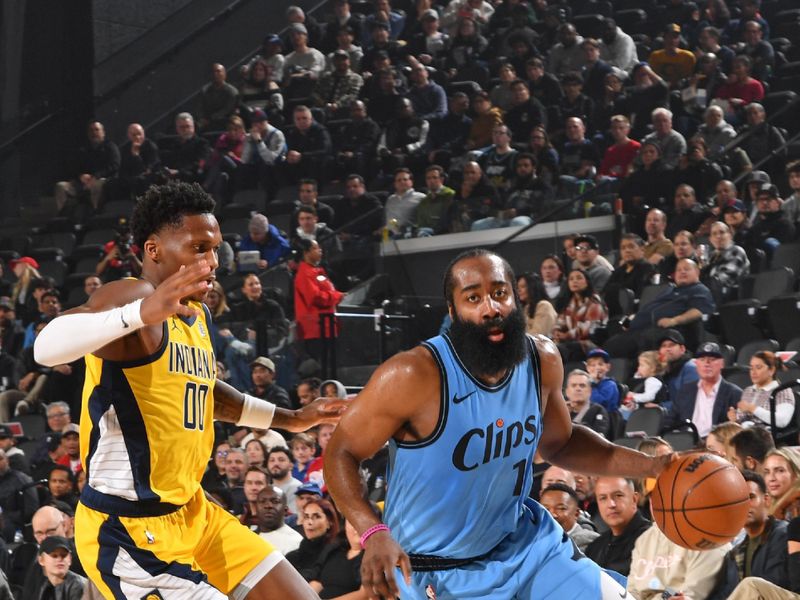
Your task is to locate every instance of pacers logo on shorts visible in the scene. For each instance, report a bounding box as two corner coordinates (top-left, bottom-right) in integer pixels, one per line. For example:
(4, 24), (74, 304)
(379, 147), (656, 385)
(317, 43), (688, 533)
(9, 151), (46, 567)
(141, 591), (164, 600)
(425, 584), (437, 599)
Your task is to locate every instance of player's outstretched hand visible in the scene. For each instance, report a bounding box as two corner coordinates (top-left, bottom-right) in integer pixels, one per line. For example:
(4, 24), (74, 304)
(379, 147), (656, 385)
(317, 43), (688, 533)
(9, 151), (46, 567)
(361, 530), (411, 600)
(140, 262), (212, 324)
(289, 396), (349, 432)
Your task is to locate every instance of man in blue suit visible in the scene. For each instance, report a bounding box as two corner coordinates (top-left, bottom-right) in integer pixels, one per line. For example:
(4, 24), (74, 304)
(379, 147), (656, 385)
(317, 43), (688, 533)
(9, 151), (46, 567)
(661, 342), (742, 438)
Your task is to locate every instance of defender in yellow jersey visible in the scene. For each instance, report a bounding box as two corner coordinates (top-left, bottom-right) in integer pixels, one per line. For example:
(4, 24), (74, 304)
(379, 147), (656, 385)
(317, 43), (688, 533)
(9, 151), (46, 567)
(34, 183), (346, 600)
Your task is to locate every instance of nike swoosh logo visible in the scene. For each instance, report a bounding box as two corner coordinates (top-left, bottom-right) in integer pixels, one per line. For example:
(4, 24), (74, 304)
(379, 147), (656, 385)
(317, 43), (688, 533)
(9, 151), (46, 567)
(452, 391), (476, 404)
(120, 312), (129, 328)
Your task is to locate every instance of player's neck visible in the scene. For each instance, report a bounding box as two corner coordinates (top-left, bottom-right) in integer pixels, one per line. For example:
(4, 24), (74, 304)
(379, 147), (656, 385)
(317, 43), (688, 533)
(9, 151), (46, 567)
(474, 368), (509, 386)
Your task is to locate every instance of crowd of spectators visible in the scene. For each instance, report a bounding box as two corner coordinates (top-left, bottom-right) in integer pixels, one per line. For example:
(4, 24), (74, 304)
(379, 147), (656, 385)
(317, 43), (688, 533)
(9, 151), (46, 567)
(3, 0), (800, 596)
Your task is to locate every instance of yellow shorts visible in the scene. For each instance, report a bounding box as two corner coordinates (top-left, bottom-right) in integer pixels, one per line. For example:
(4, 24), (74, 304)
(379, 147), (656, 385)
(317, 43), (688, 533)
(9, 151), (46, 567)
(75, 487), (278, 599)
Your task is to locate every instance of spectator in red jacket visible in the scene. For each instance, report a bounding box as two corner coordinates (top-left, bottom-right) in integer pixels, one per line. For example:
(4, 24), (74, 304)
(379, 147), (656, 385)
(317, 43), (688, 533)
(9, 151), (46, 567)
(293, 238), (344, 365)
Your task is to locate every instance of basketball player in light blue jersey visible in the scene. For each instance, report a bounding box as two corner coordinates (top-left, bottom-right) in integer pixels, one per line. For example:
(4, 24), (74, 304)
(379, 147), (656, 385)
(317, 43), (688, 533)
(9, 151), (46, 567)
(326, 249), (675, 599)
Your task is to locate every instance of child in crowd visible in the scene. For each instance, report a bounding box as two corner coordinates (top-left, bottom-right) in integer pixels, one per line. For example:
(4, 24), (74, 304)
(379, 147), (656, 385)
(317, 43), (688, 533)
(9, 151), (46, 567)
(623, 351), (667, 415)
(290, 432), (317, 482)
(585, 348), (620, 412)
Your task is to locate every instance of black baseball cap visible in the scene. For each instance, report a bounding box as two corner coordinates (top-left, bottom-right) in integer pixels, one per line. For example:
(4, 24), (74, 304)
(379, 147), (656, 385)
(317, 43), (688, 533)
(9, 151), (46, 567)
(38, 536), (71, 555)
(658, 329), (685, 346)
(695, 342), (724, 358)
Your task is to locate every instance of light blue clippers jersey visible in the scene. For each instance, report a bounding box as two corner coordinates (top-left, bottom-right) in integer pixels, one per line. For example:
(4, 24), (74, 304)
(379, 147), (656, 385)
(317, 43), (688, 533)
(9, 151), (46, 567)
(383, 333), (543, 559)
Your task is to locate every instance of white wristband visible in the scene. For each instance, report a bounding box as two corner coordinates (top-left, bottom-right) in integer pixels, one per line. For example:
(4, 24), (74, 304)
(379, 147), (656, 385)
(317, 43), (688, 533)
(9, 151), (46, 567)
(34, 299), (146, 367)
(236, 394), (276, 430)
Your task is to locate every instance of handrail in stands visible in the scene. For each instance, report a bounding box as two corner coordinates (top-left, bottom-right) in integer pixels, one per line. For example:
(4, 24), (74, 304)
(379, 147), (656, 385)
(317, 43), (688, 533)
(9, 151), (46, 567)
(0, 110), (64, 157)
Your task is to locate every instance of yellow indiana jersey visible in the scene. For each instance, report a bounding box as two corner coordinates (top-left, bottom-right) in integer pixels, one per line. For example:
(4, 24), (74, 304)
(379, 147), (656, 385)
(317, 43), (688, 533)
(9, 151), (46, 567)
(80, 301), (216, 509)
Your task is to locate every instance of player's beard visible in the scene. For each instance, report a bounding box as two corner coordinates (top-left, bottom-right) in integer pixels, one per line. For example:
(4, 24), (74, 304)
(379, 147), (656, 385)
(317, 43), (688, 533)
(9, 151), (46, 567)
(448, 306), (528, 378)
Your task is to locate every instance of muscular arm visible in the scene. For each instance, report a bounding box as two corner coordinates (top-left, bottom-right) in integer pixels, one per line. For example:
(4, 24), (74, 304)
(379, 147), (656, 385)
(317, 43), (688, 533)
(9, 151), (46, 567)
(213, 378), (347, 432)
(326, 347), (437, 535)
(535, 336), (670, 479)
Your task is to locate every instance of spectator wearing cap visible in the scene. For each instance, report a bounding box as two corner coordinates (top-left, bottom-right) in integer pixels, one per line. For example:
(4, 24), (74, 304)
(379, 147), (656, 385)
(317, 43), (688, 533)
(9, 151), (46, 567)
(266, 446), (302, 515)
(256, 485), (303, 554)
(723, 199), (752, 247)
(377, 97), (430, 178)
(196, 63), (239, 132)
(244, 34), (285, 83)
(287, 481), (323, 532)
(34, 536), (86, 599)
(238, 213), (291, 271)
(571, 234), (613, 292)
(701, 221), (750, 303)
(32, 431), (65, 483)
(742, 169), (771, 217)
(56, 424), (81, 476)
(0, 425), (29, 474)
(586, 348), (621, 413)
(655, 329), (698, 408)
(604, 259), (715, 359)
(248, 357), (290, 410)
(284, 22), (327, 99)
(740, 103), (787, 179)
(0, 447), (39, 541)
(312, 50), (363, 118)
(599, 18), (637, 73)
(239, 108), (286, 199)
(648, 24), (696, 88)
(9, 257), (44, 326)
(283, 105), (333, 186)
(406, 9), (449, 68)
(553, 73), (594, 137)
(744, 183), (795, 256)
(323, 0), (364, 54)
(662, 342), (741, 437)
(566, 369), (610, 439)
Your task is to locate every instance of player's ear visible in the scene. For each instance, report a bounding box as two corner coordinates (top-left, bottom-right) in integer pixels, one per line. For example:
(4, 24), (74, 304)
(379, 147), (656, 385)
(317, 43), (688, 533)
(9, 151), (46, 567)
(143, 237), (159, 263)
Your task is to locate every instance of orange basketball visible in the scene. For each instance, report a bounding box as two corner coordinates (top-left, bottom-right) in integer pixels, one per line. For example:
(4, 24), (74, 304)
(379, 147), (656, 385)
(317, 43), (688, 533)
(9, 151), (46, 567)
(650, 451), (749, 550)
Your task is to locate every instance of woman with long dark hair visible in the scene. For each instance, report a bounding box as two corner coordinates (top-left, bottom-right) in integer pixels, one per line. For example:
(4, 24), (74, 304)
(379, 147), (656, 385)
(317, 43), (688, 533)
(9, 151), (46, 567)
(553, 269), (608, 361)
(286, 498), (341, 578)
(516, 272), (557, 336)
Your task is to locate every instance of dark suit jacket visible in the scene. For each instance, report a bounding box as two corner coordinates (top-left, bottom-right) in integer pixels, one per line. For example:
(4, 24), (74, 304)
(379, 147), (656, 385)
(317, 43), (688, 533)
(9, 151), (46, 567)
(662, 378), (742, 433)
(571, 403), (611, 439)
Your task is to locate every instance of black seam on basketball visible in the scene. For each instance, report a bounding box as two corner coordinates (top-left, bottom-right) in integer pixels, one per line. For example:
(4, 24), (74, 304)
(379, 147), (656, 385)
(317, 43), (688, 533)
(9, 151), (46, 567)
(682, 499), (750, 538)
(653, 473), (666, 531)
(669, 455), (694, 548)
(681, 463), (735, 507)
(651, 497), (751, 512)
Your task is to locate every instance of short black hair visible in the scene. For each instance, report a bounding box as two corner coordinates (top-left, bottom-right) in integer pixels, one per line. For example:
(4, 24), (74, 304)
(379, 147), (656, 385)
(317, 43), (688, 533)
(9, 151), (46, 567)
(442, 249), (515, 307)
(267, 446), (292, 462)
(730, 427), (775, 464)
(742, 469), (766, 494)
(541, 483), (580, 504)
(296, 205), (317, 217)
(49, 463), (74, 483)
(131, 182), (215, 248)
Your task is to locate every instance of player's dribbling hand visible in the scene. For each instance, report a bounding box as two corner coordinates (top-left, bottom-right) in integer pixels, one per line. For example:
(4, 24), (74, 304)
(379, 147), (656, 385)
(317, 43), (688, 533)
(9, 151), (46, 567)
(140, 261), (212, 325)
(361, 530), (411, 600)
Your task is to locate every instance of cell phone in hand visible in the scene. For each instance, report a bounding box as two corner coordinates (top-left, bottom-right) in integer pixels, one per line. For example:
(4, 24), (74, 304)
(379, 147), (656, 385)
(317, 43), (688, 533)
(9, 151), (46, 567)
(662, 588), (678, 599)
